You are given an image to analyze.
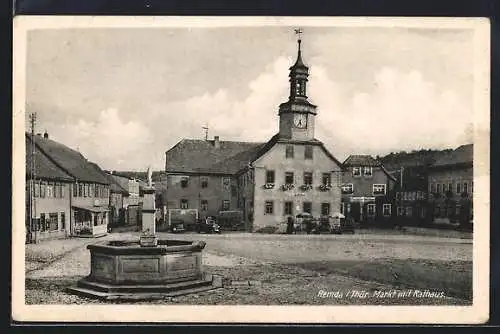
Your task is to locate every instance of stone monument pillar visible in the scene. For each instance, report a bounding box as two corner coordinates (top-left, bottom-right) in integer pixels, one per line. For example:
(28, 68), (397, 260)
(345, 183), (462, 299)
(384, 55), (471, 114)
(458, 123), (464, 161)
(140, 168), (158, 247)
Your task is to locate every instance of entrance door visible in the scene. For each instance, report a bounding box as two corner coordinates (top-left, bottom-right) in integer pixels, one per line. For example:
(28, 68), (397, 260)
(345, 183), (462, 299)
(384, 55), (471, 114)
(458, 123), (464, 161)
(350, 203), (361, 222)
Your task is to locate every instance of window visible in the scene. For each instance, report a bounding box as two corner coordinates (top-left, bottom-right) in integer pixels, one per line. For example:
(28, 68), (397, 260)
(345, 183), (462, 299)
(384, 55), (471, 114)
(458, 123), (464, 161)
(181, 177), (189, 188)
(201, 200), (208, 211)
(321, 203), (330, 216)
(231, 185), (237, 197)
(201, 177), (208, 188)
(94, 184), (98, 197)
(285, 172), (294, 185)
(34, 182), (40, 197)
(39, 213), (46, 232)
(61, 212), (65, 230)
(463, 182), (468, 193)
(430, 183), (435, 193)
(436, 183), (441, 193)
(78, 183), (83, 197)
(266, 170), (275, 184)
(222, 200), (230, 211)
(456, 182), (461, 194)
(352, 167), (361, 177)
(383, 204), (392, 217)
(303, 172), (313, 185)
(363, 167), (373, 177)
(304, 146), (313, 160)
(341, 184), (354, 194)
(40, 182), (46, 198)
(448, 183), (453, 192)
(265, 201), (274, 214)
(284, 201), (293, 215)
(396, 192), (401, 200)
(222, 177), (231, 190)
(48, 213), (58, 231)
(346, 203), (351, 213)
(286, 145), (294, 158)
(46, 183), (53, 198)
(406, 206), (413, 217)
(88, 184), (93, 197)
(340, 203), (344, 215)
(303, 202), (312, 214)
(397, 206), (405, 216)
(322, 173), (331, 186)
(373, 184), (386, 195)
(180, 199), (189, 209)
(367, 204), (376, 217)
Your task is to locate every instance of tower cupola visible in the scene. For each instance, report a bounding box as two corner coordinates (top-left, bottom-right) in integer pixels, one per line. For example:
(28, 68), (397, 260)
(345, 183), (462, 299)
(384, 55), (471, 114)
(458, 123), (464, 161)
(278, 28), (318, 141)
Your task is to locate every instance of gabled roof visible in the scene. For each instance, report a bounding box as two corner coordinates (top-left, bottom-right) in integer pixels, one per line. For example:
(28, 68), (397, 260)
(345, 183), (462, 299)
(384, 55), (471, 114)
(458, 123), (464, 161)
(27, 133), (110, 185)
(343, 154), (396, 181)
(343, 155), (381, 167)
(432, 144), (473, 167)
(89, 165), (129, 195)
(110, 174), (134, 192)
(25, 134), (74, 182)
(166, 138), (266, 175)
(166, 134), (344, 176)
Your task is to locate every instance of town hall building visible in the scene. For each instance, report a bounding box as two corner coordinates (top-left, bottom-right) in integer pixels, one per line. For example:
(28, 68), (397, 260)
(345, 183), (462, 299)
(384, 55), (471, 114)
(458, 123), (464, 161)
(164, 35), (343, 232)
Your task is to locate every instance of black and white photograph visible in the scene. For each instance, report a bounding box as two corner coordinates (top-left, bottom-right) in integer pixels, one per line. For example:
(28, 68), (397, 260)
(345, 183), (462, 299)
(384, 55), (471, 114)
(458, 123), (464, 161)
(12, 16), (490, 323)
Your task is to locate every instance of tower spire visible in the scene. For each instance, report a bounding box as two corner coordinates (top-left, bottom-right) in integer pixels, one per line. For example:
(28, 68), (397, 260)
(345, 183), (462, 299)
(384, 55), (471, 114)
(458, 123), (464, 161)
(293, 28), (305, 68)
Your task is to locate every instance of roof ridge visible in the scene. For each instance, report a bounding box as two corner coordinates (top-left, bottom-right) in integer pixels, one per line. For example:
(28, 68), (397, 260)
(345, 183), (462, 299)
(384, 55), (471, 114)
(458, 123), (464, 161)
(26, 133), (75, 181)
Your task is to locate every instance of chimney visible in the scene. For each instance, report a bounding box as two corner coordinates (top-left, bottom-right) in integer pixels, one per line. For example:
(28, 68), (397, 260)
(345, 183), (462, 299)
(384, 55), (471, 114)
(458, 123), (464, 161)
(43, 131), (49, 139)
(214, 136), (220, 149)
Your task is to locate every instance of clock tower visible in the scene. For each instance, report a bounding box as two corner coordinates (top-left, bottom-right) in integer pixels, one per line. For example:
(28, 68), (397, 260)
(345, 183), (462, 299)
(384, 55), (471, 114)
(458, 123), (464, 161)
(278, 30), (317, 141)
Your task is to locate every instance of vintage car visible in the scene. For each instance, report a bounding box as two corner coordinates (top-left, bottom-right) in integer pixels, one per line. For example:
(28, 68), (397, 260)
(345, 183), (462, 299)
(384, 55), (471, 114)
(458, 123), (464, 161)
(195, 216), (221, 234)
(169, 219), (186, 233)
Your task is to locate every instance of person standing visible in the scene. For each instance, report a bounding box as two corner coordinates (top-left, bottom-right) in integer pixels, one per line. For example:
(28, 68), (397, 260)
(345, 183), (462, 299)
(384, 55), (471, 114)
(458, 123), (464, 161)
(286, 216), (294, 234)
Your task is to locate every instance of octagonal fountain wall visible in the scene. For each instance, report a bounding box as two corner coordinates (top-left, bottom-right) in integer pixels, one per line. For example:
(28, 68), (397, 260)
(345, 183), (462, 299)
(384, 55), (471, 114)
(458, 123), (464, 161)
(87, 239), (207, 285)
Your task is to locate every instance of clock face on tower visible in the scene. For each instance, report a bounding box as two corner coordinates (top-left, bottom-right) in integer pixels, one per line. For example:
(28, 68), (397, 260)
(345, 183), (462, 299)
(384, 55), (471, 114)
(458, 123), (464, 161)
(293, 113), (307, 129)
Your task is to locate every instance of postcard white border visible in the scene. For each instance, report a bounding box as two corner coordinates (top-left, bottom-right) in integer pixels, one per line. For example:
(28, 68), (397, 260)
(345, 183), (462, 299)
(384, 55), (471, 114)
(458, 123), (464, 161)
(12, 16), (490, 324)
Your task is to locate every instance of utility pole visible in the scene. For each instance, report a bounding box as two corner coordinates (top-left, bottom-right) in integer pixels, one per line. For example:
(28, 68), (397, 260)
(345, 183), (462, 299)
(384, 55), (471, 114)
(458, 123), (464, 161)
(400, 166), (404, 189)
(28, 112), (37, 243)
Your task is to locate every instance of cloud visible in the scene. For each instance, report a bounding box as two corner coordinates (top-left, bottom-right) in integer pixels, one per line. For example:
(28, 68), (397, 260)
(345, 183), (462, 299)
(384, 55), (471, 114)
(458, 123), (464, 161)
(310, 66), (472, 160)
(148, 56), (292, 149)
(45, 108), (153, 170)
(34, 57), (472, 171)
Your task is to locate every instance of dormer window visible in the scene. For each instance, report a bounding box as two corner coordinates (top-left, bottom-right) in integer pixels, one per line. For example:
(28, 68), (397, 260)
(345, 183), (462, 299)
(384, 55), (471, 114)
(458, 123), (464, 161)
(363, 167), (373, 177)
(352, 167), (361, 177)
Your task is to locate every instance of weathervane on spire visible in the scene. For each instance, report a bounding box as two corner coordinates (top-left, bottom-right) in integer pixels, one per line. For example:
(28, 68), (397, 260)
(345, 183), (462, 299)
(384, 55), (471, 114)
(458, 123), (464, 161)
(294, 28), (303, 50)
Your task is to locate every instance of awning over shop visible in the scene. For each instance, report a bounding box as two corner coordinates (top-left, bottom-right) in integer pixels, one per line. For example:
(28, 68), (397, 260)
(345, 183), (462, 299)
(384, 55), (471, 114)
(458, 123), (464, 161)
(72, 205), (110, 213)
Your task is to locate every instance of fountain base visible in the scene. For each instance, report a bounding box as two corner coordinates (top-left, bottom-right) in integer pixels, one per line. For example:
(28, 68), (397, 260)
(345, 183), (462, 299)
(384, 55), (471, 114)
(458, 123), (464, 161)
(66, 239), (223, 301)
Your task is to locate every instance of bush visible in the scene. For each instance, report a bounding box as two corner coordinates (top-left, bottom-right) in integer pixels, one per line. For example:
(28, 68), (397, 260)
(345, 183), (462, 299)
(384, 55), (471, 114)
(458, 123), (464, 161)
(255, 225), (278, 234)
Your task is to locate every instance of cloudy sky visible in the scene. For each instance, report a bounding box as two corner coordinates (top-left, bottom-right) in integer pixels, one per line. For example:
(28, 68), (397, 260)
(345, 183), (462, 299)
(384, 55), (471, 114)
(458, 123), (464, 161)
(25, 25), (475, 171)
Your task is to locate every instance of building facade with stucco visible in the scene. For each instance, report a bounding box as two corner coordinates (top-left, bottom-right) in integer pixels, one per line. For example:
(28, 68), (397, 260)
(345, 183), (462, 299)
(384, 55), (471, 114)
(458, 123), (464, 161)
(165, 37), (343, 232)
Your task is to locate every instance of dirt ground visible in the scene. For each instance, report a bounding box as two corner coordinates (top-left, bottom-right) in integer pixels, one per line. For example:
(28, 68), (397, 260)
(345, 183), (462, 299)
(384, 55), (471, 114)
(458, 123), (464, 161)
(23, 232), (472, 305)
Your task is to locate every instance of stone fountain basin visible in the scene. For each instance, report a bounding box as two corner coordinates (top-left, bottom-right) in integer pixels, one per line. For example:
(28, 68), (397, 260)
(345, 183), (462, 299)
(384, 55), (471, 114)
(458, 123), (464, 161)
(87, 239), (207, 285)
